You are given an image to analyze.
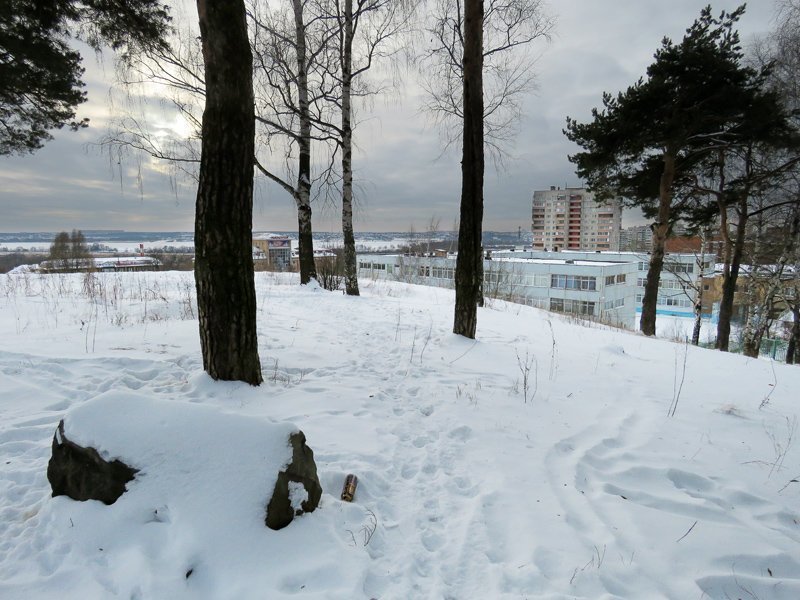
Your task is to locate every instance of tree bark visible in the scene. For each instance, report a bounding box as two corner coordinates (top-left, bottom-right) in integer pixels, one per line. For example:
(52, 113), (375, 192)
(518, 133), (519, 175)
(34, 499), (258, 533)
(293, 0), (317, 285)
(194, 0), (262, 385)
(690, 231), (709, 346)
(453, 0), (484, 339)
(788, 307), (800, 365)
(742, 204), (799, 358)
(691, 301), (702, 346)
(297, 203), (316, 284)
(716, 194), (748, 351)
(640, 152), (675, 336)
(341, 0), (359, 296)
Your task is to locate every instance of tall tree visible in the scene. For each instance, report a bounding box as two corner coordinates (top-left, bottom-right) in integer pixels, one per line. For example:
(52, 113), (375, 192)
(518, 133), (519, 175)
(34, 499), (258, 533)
(194, 0), (262, 385)
(422, 0), (551, 337)
(740, 193), (800, 357)
(48, 231), (72, 270)
(316, 0), (408, 296)
(685, 6), (800, 351)
(692, 138), (798, 351)
(452, 0), (483, 338)
(47, 229), (90, 271)
(338, 0), (358, 295)
(251, 0), (343, 285)
(0, 0), (170, 155)
(69, 228), (90, 269)
(566, 6), (770, 336)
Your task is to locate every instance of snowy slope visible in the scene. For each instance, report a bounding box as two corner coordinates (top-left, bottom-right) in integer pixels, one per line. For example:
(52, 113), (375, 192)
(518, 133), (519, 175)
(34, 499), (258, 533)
(1, 270), (799, 599)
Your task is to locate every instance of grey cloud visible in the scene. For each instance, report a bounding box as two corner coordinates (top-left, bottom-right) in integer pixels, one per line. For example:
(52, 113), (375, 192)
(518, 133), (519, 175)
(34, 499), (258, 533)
(0, 1), (778, 233)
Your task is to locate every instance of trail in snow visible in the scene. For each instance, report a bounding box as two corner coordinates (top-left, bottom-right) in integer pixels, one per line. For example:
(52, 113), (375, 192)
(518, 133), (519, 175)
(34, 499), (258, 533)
(1, 271), (799, 599)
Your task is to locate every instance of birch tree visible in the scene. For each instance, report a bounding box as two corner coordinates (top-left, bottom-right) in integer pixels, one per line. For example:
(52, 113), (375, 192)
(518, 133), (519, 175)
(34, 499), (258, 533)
(251, 0), (341, 284)
(314, 0), (410, 296)
(661, 228), (713, 346)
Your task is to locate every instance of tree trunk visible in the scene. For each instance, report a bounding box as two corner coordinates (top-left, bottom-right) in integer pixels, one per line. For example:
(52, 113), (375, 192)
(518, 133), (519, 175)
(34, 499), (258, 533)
(691, 302), (702, 346)
(194, 0), (262, 385)
(741, 284), (768, 358)
(691, 230), (709, 346)
(293, 0), (317, 285)
(741, 210), (764, 358)
(742, 204), (799, 358)
(453, 0), (484, 338)
(340, 0), (359, 296)
(716, 194), (748, 351)
(297, 203), (316, 284)
(640, 152), (675, 336)
(742, 310), (769, 358)
(788, 307), (800, 365)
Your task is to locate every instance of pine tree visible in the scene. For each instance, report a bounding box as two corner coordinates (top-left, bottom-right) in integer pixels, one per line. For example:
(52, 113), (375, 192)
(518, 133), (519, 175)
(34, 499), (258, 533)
(0, 0), (170, 154)
(194, 0), (262, 385)
(565, 5), (766, 336)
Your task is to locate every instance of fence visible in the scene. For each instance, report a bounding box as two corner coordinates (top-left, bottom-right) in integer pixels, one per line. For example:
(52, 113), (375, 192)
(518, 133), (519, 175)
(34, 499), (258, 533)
(701, 337), (790, 362)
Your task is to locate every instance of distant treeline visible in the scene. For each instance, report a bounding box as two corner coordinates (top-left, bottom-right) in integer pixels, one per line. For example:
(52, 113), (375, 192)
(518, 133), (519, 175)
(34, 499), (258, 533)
(0, 253), (41, 273)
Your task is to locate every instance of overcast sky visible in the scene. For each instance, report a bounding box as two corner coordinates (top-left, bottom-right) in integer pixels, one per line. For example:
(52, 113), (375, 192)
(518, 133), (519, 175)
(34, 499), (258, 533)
(0, 1), (778, 233)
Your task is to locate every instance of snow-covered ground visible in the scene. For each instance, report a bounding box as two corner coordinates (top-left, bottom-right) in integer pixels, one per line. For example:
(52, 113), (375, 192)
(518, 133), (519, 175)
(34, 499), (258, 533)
(1, 270), (799, 599)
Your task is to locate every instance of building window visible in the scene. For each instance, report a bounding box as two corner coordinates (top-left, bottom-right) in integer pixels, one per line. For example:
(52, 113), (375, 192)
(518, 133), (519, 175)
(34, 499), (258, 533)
(484, 270), (503, 284)
(668, 263), (694, 274)
(657, 295), (693, 308)
(658, 279), (686, 291)
(550, 298), (596, 316)
(359, 262), (385, 271)
(550, 274), (597, 291)
(432, 267), (454, 279)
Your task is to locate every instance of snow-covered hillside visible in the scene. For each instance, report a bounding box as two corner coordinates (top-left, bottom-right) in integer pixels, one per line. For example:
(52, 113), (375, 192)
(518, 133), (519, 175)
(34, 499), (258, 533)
(1, 270), (799, 599)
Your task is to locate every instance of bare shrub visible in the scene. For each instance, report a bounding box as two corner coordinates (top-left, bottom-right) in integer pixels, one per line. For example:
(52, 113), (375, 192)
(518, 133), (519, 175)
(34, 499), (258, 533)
(317, 250), (345, 292)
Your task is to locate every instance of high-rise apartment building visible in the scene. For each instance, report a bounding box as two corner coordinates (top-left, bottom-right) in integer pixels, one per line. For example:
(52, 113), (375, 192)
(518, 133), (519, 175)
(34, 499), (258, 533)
(619, 224), (653, 251)
(531, 186), (622, 251)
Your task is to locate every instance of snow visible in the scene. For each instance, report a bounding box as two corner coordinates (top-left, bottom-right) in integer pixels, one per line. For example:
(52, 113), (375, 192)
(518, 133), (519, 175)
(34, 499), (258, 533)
(493, 257), (621, 266)
(1, 270), (800, 599)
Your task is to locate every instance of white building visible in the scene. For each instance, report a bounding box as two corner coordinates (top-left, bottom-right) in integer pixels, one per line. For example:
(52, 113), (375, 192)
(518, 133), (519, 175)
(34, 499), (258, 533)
(358, 249), (714, 328)
(359, 252), (638, 326)
(532, 187), (622, 252)
(496, 249), (715, 321)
